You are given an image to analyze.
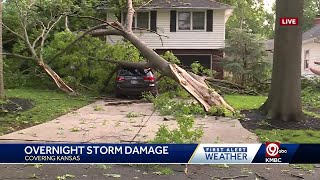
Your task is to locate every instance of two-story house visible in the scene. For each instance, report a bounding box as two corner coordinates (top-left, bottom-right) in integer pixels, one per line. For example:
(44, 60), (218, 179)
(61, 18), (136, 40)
(104, 0), (233, 78)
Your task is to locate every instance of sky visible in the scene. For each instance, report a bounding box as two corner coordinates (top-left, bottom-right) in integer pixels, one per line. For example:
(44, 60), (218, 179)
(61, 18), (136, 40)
(264, 0), (276, 12)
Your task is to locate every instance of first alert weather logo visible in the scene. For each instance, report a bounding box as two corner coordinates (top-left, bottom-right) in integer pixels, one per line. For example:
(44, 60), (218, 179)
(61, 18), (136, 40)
(203, 147), (248, 161)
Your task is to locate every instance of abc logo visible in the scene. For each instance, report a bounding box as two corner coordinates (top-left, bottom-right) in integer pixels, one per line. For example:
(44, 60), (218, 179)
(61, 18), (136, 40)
(265, 142), (287, 157)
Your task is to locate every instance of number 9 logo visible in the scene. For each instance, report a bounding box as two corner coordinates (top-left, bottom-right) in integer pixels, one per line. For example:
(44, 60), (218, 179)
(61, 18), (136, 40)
(266, 143), (279, 157)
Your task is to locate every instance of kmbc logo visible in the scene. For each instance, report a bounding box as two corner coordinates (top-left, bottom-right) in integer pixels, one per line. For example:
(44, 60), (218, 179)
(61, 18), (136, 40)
(265, 142), (287, 163)
(266, 142), (280, 157)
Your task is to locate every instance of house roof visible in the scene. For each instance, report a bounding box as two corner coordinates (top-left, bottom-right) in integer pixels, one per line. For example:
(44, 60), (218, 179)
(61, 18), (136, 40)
(96, 0), (232, 11)
(265, 24), (320, 50)
(302, 24), (320, 41)
(140, 0), (233, 10)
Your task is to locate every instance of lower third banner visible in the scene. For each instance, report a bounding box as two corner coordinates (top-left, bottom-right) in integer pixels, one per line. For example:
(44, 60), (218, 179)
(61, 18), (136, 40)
(0, 143), (319, 164)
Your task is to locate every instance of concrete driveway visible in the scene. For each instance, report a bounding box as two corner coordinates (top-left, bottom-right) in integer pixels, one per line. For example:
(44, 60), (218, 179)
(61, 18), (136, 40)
(0, 99), (258, 143)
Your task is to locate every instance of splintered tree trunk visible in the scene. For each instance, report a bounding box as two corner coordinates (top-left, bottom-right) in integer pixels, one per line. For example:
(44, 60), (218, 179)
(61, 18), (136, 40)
(260, 0), (304, 121)
(38, 61), (74, 94)
(0, 0), (4, 100)
(121, 31), (234, 112)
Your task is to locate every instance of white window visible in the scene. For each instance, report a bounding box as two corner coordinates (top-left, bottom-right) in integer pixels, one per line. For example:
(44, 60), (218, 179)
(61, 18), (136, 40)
(304, 50), (310, 69)
(193, 12), (205, 30)
(178, 11), (206, 31)
(122, 12), (150, 29)
(178, 12), (191, 30)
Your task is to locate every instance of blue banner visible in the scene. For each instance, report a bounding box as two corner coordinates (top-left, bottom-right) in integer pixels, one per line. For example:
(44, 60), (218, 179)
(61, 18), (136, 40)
(0, 144), (197, 163)
(0, 143), (319, 164)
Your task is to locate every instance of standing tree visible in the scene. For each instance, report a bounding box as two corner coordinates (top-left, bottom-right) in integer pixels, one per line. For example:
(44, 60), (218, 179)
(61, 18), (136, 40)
(260, 0), (304, 121)
(217, 0), (275, 38)
(223, 28), (270, 87)
(0, 0), (4, 100)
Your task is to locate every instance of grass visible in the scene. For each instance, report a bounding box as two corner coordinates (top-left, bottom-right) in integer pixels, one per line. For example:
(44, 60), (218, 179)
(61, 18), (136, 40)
(0, 89), (91, 135)
(225, 94), (320, 143)
(224, 95), (267, 110)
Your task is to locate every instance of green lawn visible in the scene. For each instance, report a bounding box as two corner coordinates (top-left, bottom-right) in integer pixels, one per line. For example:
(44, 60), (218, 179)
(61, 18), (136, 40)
(0, 89), (92, 135)
(224, 95), (267, 110)
(225, 94), (320, 143)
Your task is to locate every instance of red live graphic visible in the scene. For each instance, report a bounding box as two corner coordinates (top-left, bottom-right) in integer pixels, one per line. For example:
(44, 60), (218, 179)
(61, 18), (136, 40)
(280, 18), (299, 26)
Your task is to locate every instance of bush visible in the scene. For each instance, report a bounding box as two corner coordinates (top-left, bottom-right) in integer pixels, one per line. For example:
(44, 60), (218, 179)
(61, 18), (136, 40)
(151, 115), (204, 143)
(301, 77), (320, 91)
(155, 51), (181, 93)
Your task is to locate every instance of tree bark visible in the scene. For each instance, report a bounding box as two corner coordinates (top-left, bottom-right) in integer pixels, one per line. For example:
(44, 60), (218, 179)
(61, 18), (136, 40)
(38, 62), (74, 94)
(0, 0), (4, 100)
(260, 0), (304, 121)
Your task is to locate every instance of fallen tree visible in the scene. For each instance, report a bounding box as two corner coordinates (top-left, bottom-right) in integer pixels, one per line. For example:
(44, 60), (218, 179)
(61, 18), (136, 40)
(54, 0), (234, 112)
(3, 0), (74, 93)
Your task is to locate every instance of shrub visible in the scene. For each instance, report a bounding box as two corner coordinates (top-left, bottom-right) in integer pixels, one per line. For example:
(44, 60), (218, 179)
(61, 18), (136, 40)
(151, 115), (204, 143)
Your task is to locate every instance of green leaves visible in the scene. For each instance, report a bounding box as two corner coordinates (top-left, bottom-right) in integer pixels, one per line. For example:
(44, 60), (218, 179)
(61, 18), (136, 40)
(217, 0), (275, 38)
(223, 28), (271, 90)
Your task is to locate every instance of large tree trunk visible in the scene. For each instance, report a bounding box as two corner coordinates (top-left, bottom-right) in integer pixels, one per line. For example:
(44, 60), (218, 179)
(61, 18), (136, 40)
(260, 0), (304, 121)
(0, 0), (4, 100)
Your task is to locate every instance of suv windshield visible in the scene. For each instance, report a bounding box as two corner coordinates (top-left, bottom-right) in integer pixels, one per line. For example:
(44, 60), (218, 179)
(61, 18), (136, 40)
(119, 67), (152, 76)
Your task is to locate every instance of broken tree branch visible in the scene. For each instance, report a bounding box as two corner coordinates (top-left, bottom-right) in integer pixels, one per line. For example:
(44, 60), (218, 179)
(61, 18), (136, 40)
(67, 14), (107, 24)
(48, 23), (112, 64)
(105, 58), (150, 69)
(2, 23), (26, 41)
(3, 53), (34, 60)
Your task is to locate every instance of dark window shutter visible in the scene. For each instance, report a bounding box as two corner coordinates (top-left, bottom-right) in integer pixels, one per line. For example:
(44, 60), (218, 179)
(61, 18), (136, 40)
(170, 10), (177, 32)
(150, 11), (157, 32)
(207, 10), (213, 32)
(118, 12), (122, 23)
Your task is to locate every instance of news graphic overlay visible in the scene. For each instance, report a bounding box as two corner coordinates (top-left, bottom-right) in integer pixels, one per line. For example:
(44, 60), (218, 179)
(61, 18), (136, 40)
(190, 144), (260, 164)
(280, 17), (299, 26)
(264, 142), (287, 163)
(0, 143), (320, 164)
(0, 144), (197, 164)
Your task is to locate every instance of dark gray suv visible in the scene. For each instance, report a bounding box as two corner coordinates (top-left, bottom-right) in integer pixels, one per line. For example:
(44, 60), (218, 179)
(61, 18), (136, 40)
(115, 66), (158, 98)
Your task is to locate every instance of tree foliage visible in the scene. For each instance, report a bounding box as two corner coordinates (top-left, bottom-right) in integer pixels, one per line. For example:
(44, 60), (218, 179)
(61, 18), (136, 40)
(217, 0), (275, 38)
(223, 28), (271, 90)
(303, 0), (320, 31)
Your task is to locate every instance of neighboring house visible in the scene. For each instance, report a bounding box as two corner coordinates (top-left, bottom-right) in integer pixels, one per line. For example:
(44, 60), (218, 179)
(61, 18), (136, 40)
(266, 15), (320, 77)
(301, 15), (320, 77)
(104, 0), (233, 78)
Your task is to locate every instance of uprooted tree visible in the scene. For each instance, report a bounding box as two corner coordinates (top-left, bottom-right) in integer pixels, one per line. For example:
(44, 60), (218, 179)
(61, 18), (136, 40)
(3, 0), (234, 112)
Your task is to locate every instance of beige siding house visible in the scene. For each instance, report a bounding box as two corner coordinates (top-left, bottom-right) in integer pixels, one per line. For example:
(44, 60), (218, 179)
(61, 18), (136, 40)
(104, 0), (233, 78)
(301, 16), (320, 77)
